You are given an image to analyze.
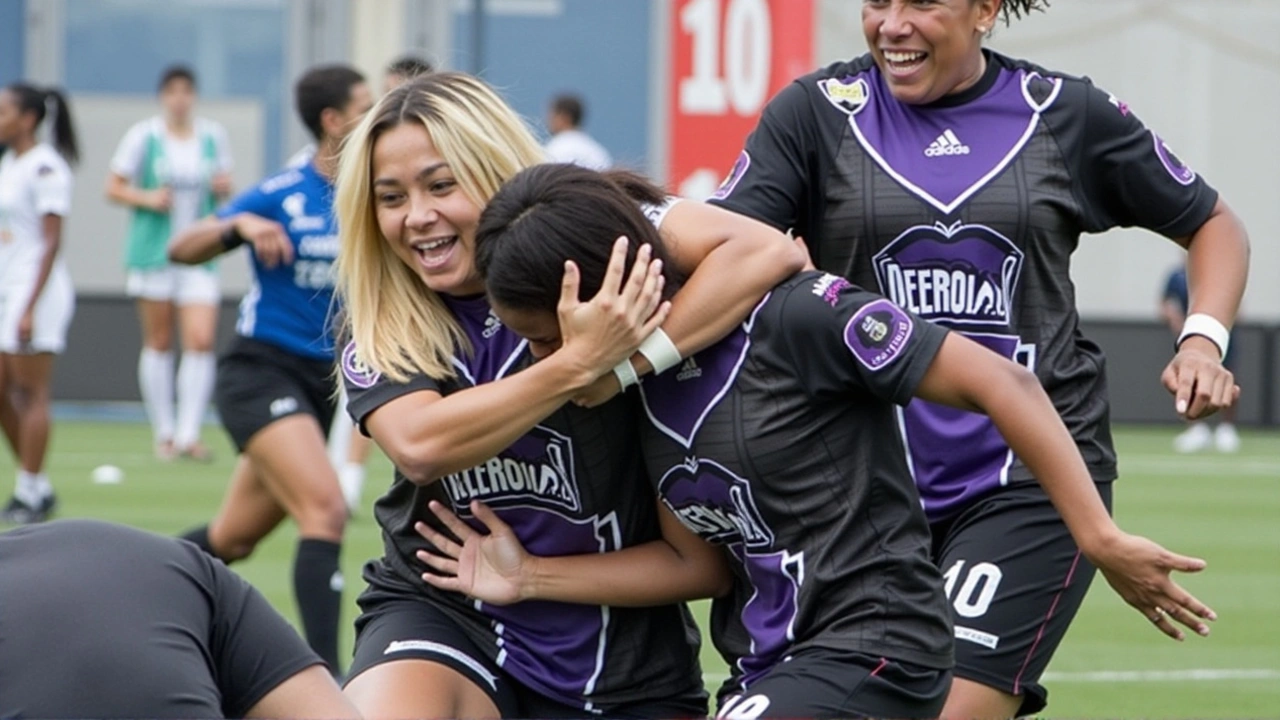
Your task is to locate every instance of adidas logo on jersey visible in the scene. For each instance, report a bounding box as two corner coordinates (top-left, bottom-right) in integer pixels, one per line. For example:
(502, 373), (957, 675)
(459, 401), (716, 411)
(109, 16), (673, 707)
(676, 357), (703, 382)
(924, 129), (970, 157)
(482, 311), (502, 339)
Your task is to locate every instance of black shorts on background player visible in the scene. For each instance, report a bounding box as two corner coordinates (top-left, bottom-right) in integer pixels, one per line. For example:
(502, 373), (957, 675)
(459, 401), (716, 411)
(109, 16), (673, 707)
(709, 49), (1220, 713)
(0, 519), (322, 719)
(215, 336), (338, 451)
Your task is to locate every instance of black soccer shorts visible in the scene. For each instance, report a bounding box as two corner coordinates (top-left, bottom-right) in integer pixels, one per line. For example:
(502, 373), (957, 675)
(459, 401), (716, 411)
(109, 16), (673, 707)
(929, 481), (1114, 716)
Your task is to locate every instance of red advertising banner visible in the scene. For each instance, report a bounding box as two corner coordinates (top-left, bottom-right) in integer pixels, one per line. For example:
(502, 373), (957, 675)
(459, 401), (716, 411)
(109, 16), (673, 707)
(668, 0), (814, 199)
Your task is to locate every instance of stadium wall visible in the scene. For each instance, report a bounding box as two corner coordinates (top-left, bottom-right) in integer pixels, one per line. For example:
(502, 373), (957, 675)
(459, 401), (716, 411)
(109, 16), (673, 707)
(5, 0), (1276, 422)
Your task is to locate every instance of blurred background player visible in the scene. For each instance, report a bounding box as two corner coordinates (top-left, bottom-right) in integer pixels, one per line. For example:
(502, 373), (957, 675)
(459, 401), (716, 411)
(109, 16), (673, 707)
(106, 64), (233, 462)
(0, 83), (78, 524)
(384, 54), (434, 92)
(1162, 263), (1240, 452)
(286, 54), (433, 172)
(0, 519), (360, 719)
(544, 93), (611, 170)
(325, 53), (434, 514)
(169, 64), (373, 675)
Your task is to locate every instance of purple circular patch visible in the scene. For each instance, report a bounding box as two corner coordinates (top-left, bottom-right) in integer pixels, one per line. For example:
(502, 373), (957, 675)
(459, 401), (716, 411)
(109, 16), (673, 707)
(1154, 135), (1196, 186)
(341, 341), (381, 389)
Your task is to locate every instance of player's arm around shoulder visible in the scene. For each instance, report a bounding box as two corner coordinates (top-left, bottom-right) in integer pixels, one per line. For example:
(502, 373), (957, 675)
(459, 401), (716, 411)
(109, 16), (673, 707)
(651, 200), (805, 366)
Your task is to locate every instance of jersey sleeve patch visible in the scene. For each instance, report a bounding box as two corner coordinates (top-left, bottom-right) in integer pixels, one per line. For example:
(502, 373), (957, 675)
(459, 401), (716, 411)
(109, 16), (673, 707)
(341, 341), (382, 389)
(843, 298), (915, 371)
(710, 150), (750, 201)
(1153, 135), (1196, 186)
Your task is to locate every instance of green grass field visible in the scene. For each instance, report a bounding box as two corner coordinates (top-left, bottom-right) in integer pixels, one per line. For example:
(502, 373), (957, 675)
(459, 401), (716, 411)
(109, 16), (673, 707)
(3, 421), (1278, 718)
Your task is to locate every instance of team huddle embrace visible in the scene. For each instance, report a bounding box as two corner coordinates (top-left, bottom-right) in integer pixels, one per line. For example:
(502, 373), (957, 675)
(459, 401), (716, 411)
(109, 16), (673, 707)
(0, 0), (1249, 719)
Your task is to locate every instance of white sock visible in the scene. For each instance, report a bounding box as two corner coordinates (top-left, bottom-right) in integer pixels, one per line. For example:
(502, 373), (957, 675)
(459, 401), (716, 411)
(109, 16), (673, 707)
(139, 348), (176, 444)
(339, 462), (365, 511)
(15, 470), (45, 507)
(175, 351), (216, 449)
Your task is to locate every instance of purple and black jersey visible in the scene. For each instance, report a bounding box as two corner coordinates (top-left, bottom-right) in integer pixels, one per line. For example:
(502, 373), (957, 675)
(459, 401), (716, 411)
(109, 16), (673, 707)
(639, 271), (954, 693)
(710, 51), (1218, 522)
(342, 294), (703, 712)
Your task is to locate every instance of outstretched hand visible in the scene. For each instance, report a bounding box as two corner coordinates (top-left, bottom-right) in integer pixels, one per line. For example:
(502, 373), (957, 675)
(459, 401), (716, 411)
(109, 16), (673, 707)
(414, 500), (538, 606)
(1091, 532), (1216, 641)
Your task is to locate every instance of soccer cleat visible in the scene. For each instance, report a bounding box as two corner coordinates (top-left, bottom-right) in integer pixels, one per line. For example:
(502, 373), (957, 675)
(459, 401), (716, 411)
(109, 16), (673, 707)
(1173, 422), (1212, 453)
(1214, 423), (1241, 453)
(1, 495), (51, 525)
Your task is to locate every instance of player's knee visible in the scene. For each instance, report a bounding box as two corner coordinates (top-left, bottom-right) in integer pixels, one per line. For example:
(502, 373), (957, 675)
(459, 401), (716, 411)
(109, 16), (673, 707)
(183, 329), (215, 353)
(146, 328), (174, 352)
(298, 491), (348, 539)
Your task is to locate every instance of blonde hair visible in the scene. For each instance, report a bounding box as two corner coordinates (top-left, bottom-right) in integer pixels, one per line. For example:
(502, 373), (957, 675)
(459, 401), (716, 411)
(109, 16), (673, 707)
(334, 72), (546, 383)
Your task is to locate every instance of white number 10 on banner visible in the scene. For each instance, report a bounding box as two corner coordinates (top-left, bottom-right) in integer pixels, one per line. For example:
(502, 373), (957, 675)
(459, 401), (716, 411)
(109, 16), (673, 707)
(679, 0), (772, 116)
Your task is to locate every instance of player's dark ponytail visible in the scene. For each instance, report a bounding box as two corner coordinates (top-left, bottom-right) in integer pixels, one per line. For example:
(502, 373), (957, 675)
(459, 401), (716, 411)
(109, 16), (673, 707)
(475, 163), (684, 313)
(995, 0), (1049, 25)
(6, 83), (79, 165)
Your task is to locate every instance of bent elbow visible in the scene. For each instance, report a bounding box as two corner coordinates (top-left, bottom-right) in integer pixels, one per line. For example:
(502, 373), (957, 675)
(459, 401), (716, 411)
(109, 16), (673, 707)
(389, 440), (447, 486)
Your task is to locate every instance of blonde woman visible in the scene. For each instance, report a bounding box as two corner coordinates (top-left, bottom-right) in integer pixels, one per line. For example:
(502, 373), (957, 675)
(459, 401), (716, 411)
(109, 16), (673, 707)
(333, 72), (804, 718)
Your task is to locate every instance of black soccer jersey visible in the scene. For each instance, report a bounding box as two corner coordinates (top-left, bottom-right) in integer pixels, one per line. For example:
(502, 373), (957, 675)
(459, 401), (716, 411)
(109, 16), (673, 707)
(638, 271), (954, 692)
(342, 293), (704, 711)
(710, 51), (1218, 522)
(0, 519), (322, 719)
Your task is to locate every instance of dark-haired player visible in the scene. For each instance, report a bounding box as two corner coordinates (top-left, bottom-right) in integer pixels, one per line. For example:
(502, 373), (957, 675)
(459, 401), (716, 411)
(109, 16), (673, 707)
(0, 519), (359, 719)
(707, 0), (1249, 716)
(167, 64), (373, 674)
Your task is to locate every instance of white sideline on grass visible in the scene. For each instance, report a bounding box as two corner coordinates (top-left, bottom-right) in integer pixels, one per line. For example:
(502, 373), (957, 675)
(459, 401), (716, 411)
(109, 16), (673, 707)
(702, 668), (1280, 685)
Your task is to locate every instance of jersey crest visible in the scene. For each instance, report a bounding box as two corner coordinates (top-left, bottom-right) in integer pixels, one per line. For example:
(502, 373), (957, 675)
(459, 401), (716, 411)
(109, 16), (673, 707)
(817, 76), (870, 115)
(872, 221), (1024, 330)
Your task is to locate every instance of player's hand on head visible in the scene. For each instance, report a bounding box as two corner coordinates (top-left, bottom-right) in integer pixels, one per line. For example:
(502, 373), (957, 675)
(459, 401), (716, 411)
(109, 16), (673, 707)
(557, 237), (671, 378)
(1091, 531), (1215, 642)
(415, 500), (537, 606)
(234, 214), (294, 269)
(1162, 337), (1239, 420)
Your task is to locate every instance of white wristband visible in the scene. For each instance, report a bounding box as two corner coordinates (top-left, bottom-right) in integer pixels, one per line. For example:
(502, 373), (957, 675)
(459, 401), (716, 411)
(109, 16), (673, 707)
(1177, 313), (1230, 360)
(612, 358), (639, 390)
(638, 328), (683, 375)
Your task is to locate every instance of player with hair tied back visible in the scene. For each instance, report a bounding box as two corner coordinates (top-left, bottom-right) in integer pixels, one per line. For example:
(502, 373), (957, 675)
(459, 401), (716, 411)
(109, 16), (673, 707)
(107, 64), (234, 463)
(332, 71), (805, 718)
(0, 519), (360, 719)
(168, 64), (374, 676)
(707, 0), (1249, 717)
(0, 82), (78, 524)
(410, 162), (1217, 719)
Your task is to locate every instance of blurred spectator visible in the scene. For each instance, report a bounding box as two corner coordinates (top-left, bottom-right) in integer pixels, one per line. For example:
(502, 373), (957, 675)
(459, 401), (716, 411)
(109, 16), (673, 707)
(544, 93), (611, 170)
(106, 64), (232, 463)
